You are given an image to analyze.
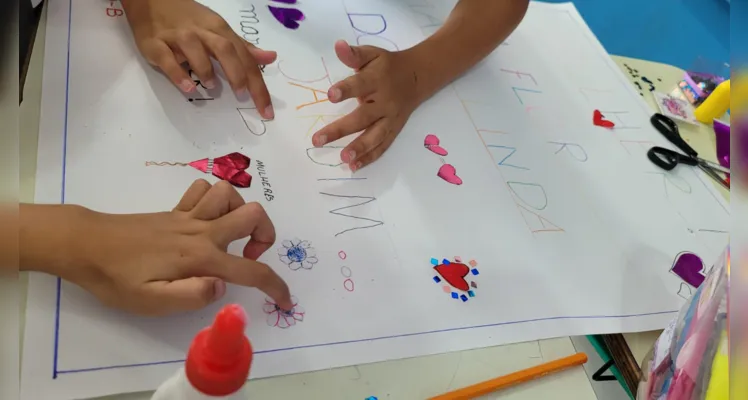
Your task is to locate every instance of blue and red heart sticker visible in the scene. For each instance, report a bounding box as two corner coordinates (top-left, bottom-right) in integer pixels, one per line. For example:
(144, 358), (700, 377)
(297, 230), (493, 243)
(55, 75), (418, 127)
(431, 257), (479, 302)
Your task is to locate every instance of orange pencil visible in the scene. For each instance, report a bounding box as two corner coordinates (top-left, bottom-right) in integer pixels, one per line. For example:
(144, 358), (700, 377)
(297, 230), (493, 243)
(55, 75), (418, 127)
(429, 352), (588, 400)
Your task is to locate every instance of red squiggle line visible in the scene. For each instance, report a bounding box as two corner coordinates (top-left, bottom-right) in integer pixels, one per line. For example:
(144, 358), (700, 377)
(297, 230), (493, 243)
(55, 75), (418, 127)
(144, 161), (189, 167)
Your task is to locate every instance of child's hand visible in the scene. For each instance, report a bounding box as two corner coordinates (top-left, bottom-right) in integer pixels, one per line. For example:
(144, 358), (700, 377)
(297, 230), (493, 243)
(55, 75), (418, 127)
(64, 180), (292, 316)
(311, 41), (421, 171)
(122, 0), (276, 118)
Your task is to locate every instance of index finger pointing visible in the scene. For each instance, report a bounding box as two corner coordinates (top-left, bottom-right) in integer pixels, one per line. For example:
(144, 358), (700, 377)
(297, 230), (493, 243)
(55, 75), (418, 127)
(218, 253), (293, 310)
(232, 39), (273, 119)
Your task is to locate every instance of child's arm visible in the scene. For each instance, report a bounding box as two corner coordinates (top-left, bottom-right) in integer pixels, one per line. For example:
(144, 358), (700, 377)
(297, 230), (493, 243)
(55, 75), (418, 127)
(410, 0), (530, 104)
(15, 182), (293, 316)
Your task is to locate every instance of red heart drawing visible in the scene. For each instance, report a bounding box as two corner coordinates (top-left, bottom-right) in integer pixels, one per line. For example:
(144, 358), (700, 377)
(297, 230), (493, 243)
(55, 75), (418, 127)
(437, 163), (463, 185)
(593, 110), (615, 129)
(434, 262), (470, 291)
(189, 152), (252, 188)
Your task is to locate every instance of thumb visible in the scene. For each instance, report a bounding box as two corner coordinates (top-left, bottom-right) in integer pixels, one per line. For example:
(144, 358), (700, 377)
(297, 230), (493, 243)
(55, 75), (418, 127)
(334, 40), (379, 70)
(141, 277), (226, 314)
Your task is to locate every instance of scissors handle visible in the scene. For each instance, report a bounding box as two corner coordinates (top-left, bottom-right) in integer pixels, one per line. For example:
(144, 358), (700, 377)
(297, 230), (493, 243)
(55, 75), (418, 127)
(647, 146), (698, 171)
(650, 113), (698, 158)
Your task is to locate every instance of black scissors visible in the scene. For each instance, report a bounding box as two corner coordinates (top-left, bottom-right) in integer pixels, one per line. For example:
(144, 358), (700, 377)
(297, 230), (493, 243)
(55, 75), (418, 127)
(647, 113), (730, 190)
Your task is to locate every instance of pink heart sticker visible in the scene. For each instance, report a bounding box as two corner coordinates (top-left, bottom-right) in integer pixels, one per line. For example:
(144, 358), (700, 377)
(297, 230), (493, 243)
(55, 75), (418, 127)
(424, 134), (448, 156)
(438, 163), (463, 185)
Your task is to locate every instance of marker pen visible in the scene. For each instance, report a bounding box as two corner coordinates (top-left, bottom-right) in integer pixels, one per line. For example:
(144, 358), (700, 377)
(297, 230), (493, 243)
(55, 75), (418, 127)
(151, 304), (253, 400)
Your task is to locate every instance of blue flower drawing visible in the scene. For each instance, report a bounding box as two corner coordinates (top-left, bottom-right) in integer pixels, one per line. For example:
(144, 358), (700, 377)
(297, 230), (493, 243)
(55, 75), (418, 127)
(278, 238), (318, 270)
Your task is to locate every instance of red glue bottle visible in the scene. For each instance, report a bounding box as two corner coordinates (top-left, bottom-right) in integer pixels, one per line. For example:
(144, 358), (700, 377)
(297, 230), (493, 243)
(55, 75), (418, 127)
(151, 304), (253, 400)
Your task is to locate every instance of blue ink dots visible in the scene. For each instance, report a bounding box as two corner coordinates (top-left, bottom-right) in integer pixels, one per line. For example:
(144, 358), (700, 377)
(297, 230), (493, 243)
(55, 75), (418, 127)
(365, 397), (378, 400)
(433, 276), (441, 283)
(460, 294), (468, 302)
(471, 268), (479, 275)
(287, 245), (307, 263)
(451, 292), (459, 299)
(442, 258), (450, 265)
(430, 258), (439, 265)
(468, 290), (475, 297)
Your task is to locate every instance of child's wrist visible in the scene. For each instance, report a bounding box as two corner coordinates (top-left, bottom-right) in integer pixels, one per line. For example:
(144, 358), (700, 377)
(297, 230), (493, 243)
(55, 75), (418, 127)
(19, 204), (96, 279)
(402, 42), (451, 106)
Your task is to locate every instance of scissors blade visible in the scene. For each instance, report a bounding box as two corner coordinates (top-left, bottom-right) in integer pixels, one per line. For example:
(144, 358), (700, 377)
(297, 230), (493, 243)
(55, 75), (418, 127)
(698, 158), (730, 175)
(698, 164), (730, 190)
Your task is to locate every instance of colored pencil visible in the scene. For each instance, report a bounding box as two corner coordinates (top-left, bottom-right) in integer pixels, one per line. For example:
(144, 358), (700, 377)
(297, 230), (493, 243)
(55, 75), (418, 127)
(429, 352), (588, 400)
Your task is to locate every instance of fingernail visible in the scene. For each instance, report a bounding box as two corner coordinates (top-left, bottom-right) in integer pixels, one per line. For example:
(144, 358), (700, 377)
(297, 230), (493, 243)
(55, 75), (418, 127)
(328, 87), (341, 102)
(180, 79), (195, 93)
(280, 300), (294, 312)
(264, 105), (275, 120)
(315, 134), (327, 147)
(213, 280), (226, 301)
(348, 150), (356, 161)
(203, 79), (215, 89)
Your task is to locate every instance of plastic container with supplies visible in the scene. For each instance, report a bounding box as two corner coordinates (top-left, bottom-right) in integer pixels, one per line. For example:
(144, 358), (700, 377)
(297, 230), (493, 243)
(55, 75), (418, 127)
(152, 304), (253, 400)
(636, 247), (729, 400)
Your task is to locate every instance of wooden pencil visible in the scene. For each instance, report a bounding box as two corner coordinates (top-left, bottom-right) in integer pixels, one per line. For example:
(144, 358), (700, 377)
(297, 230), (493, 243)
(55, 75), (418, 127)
(429, 352), (588, 400)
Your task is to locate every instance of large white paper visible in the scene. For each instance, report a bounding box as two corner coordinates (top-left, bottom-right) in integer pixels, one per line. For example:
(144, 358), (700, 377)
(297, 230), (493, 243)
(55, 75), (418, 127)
(22, 1), (730, 399)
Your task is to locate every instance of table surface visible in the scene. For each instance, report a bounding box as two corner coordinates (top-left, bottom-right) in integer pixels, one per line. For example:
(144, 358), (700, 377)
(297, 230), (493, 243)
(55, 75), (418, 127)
(15, 6), (728, 400)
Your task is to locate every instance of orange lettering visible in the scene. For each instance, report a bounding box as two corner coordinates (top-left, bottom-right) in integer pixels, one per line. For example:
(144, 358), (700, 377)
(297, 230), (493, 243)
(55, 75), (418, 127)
(289, 82), (329, 110)
(298, 114), (344, 138)
(516, 204), (564, 233)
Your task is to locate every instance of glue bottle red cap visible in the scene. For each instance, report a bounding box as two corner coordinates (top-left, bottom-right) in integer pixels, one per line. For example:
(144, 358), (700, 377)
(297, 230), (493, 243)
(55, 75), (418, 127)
(185, 304), (253, 397)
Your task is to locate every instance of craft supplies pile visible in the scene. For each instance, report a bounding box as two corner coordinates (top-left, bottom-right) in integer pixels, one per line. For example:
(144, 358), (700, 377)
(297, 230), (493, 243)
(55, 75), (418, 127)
(21, 1), (730, 399)
(636, 247), (729, 400)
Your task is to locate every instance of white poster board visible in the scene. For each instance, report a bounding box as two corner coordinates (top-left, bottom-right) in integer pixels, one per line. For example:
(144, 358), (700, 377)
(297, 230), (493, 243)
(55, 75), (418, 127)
(22, 1), (729, 399)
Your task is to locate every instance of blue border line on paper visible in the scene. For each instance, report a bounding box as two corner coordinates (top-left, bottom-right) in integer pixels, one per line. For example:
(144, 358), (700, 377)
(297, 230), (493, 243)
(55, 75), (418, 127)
(52, 0), (74, 380)
(54, 309), (677, 375)
(50, 3), (679, 379)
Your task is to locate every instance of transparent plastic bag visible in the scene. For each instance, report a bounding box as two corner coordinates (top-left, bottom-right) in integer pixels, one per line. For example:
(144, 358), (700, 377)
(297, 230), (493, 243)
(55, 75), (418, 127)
(637, 247), (729, 400)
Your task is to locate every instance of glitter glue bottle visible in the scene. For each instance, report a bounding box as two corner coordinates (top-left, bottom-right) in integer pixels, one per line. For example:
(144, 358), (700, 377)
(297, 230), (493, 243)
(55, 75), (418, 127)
(151, 304), (253, 400)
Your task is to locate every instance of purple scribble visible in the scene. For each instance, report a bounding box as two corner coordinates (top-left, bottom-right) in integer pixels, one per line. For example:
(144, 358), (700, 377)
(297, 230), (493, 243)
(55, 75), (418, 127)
(268, 6), (305, 30)
(271, 0), (297, 3)
(671, 252), (706, 288)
